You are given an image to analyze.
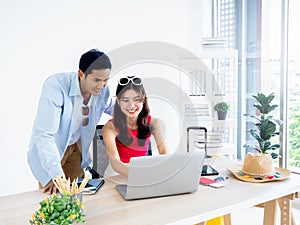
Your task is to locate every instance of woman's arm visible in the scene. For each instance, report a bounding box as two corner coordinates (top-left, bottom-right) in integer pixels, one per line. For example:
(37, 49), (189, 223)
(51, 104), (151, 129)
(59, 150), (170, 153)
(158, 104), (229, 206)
(102, 121), (129, 177)
(150, 117), (168, 154)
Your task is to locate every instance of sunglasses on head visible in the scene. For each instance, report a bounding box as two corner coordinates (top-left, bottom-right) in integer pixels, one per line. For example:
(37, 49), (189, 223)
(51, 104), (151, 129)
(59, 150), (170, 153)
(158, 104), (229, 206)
(118, 76), (142, 86)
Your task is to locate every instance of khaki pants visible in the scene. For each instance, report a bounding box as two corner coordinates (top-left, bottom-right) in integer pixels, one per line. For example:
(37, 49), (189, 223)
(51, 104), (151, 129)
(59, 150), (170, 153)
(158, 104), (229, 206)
(39, 143), (84, 188)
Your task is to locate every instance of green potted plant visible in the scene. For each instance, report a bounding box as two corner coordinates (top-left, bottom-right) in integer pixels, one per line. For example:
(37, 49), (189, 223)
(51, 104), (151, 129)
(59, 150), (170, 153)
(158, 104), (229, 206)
(214, 102), (230, 120)
(30, 176), (89, 225)
(226, 92), (289, 184)
(244, 92), (282, 159)
(29, 193), (85, 225)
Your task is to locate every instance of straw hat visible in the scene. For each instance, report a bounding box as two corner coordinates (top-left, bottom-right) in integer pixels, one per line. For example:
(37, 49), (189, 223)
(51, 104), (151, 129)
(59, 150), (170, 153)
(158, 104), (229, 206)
(227, 152), (291, 183)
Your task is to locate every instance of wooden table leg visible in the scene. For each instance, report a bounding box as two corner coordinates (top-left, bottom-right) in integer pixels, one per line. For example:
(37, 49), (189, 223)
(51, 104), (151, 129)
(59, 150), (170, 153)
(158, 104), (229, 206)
(278, 193), (297, 225)
(223, 214), (232, 225)
(194, 222), (205, 225)
(264, 199), (277, 225)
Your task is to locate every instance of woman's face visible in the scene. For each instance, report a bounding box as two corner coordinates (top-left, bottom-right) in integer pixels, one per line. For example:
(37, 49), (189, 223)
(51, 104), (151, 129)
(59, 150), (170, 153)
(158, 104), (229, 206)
(118, 89), (144, 119)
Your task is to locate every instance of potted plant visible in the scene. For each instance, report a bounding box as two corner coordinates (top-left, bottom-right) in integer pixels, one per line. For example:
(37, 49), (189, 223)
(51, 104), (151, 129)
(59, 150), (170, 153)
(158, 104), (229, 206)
(214, 102), (230, 120)
(30, 176), (90, 225)
(30, 193), (85, 225)
(226, 92), (290, 184)
(244, 92), (282, 159)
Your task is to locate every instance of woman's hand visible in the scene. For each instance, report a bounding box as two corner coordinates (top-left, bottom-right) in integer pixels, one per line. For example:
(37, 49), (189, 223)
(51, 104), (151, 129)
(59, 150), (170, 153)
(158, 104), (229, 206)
(102, 121), (129, 177)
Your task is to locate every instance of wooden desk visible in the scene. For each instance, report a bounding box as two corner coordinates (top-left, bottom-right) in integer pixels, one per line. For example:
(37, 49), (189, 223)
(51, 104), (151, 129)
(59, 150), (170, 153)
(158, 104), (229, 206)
(0, 159), (299, 225)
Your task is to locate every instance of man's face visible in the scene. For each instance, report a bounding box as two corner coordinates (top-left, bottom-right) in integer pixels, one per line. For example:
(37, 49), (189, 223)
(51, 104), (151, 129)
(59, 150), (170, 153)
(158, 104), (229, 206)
(83, 68), (110, 96)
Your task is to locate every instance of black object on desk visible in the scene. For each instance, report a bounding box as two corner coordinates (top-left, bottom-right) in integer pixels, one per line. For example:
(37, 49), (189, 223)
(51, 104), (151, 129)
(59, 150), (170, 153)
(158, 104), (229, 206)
(77, 178), (105, 195)
(201, 165), (219, 176)
(187, 126), (219, 176)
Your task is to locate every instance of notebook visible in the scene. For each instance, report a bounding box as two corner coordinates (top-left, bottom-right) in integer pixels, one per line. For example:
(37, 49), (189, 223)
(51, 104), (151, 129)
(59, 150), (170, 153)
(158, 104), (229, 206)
(77, 178), (105, 195)
(115, 151), (205, 200)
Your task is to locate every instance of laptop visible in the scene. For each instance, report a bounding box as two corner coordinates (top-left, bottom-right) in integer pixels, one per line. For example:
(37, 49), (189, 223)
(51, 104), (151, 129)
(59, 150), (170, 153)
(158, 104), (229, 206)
(115, 151), (205, 200)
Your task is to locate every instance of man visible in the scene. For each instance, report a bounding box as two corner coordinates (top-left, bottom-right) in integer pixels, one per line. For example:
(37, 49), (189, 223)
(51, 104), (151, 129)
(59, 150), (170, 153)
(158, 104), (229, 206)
(27, 49), (113, 194)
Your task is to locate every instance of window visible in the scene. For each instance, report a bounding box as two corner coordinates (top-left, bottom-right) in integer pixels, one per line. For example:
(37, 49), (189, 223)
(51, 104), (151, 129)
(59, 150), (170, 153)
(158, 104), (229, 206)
(287, 0), (300, 173)
(216, 0), (300, 171)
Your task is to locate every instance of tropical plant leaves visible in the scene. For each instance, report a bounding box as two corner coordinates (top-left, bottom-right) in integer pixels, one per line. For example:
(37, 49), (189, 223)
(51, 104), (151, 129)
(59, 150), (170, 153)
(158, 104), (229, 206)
(245, 92), (282, 159)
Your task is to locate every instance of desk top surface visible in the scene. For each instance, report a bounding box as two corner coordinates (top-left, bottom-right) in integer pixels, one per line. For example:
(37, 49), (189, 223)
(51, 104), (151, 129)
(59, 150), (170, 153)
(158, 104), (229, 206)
(1, 159), (299, 225)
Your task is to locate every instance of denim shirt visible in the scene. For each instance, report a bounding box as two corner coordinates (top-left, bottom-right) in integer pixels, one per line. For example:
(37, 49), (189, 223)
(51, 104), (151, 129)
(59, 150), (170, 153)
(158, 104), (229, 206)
(27, 72), (113, 186)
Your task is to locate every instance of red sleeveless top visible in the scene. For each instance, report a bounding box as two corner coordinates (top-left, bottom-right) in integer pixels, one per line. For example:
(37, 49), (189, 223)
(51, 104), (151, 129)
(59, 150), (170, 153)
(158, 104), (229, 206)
(111, 115), (151, 163)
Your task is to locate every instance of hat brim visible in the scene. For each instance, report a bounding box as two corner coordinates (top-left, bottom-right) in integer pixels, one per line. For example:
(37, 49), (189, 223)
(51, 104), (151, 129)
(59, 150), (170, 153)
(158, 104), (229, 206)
(227, 165), (291, 183)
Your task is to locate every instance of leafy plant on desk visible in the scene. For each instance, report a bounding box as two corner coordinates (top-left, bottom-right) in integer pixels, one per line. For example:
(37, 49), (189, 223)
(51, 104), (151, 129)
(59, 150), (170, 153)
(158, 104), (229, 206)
(244, 92), (282, 159)
(30, 193), (85, 225)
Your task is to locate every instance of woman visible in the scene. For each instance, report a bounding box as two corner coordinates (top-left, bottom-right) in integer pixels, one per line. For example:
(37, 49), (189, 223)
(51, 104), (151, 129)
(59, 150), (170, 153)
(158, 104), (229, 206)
(102, 76), (168, 177)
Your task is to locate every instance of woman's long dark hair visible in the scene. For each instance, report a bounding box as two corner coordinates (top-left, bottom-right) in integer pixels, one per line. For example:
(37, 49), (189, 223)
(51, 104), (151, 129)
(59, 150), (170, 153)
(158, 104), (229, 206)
(114, 79), (151, 147)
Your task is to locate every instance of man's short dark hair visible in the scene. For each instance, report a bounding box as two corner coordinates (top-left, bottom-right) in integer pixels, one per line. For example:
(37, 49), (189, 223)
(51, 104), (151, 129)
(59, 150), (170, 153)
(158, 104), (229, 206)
(79, 49), (112, 75)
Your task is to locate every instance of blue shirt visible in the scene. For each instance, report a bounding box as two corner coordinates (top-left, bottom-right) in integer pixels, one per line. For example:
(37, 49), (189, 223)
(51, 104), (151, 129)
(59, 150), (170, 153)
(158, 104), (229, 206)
(27, 72), (113, 186)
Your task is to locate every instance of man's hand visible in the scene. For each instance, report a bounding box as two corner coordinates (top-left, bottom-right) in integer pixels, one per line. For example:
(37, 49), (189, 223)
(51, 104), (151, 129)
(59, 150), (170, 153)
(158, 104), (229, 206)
(43, 180), (58, 195)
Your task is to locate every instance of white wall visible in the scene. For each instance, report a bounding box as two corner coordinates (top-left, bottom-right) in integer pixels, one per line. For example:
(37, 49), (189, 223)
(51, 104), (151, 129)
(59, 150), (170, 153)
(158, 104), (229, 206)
(0, 0), (212, 196)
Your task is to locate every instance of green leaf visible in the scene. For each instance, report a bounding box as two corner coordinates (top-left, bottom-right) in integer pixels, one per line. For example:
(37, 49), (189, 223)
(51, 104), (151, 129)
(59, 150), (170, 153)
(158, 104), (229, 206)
(250, 130), (262, 142)
(270, 152), (279, 159)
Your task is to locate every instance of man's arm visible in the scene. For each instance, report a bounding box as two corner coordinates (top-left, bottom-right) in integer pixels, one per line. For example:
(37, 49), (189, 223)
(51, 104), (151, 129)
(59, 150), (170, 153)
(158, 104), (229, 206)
(29, 76), (66, 186)
(103, 96), (114, 116)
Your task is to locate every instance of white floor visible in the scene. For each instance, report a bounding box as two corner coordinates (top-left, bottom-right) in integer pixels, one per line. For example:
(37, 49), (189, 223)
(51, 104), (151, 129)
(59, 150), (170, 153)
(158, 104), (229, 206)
(231, 200), (300, 225)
